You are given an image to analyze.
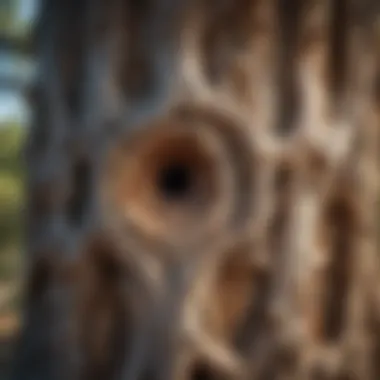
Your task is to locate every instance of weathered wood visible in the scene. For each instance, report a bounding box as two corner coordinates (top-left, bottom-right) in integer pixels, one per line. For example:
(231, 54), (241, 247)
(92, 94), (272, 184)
(11, 1), (380, 379)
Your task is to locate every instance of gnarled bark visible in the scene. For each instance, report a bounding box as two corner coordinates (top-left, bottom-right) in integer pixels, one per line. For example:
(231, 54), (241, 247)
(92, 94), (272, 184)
(11, 1), (380, 379)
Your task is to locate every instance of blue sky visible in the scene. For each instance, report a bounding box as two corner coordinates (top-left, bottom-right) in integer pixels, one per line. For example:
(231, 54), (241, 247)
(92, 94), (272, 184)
(0, 90), (29, 125)
(0, 0), (38, 126)
(17, 0), (39, 24)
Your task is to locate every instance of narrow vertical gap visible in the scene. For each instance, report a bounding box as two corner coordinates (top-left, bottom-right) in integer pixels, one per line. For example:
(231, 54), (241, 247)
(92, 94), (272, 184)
(201, 0), (251, 86)
(322, 197), (353, 341)
(121, 0), (154, 99)
(81, 243), (129, 380)
(67, 159), (92, 226)
(366, 304), (380, 380)
(235, 164), (297, 376)
(234, 270), (270, 354)
(328, 0), (348, 109)
(271, 163), (295, 258)
(275, 0), (301, 134)
(62, 0), (87, 118)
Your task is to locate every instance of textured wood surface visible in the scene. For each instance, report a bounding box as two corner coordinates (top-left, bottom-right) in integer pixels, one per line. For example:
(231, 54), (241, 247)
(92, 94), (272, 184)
(10, 1), (380, 379)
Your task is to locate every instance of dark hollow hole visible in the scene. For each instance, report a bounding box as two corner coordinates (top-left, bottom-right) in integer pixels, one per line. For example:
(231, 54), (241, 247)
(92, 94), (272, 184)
(157, 162), (194, 201)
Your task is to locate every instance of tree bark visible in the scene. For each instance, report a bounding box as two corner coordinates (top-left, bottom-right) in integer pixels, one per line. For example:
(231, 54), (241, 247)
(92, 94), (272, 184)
(11, 1), (380, 380)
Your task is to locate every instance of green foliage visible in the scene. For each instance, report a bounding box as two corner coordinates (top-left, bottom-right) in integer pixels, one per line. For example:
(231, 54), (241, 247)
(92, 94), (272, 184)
(0, 123), (26, 283)
(0, 0), (16, 34)
(0, 0), (34, 55)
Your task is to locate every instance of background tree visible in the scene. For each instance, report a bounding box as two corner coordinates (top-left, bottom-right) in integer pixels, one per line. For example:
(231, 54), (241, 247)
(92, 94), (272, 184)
(0, 1), (36, 378)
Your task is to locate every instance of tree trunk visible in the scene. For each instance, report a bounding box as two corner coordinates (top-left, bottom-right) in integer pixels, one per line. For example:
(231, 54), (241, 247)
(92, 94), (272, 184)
(11, 1), (380, 379)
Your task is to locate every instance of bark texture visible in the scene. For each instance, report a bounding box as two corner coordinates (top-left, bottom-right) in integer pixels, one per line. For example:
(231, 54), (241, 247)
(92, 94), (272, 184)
(10, 1), (380, 379)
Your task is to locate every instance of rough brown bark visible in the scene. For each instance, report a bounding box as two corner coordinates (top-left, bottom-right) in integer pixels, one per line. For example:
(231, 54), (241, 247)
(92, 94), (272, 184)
(10, 1), (380, 379)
